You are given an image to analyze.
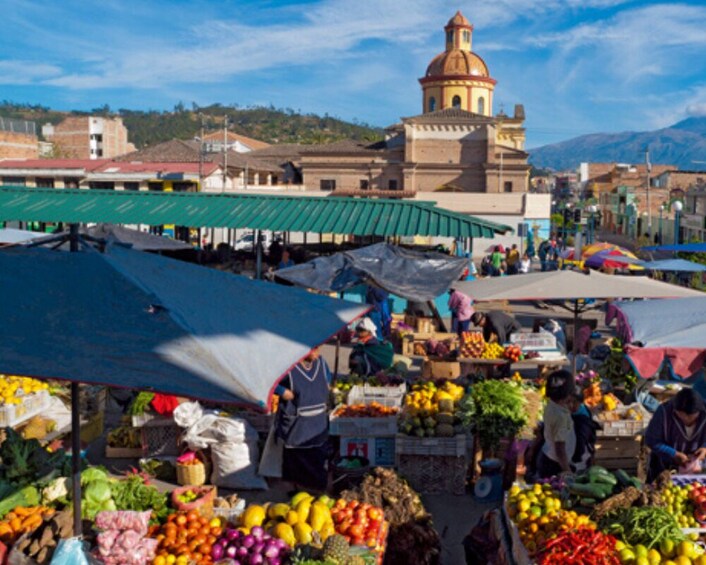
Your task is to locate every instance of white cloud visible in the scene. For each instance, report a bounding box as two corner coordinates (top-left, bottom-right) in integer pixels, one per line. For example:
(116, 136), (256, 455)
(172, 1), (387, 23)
(0, 60), (62, 84)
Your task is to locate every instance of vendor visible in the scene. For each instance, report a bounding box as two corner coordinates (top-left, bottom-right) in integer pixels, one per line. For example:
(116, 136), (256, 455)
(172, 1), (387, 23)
(537, 370), (576, 478)
(568, 388), (599, 473)
(365, 285), (392, 339)
(448, 288), (474, 336)
(274, 347), (331, 493)
(645, 388), (706, 481)
(471, 311), (521, 345)
(348, 317), (394, 377)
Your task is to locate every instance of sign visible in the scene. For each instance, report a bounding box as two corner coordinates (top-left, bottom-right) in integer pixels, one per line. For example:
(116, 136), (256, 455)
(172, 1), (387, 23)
(517, 222), (528, 237)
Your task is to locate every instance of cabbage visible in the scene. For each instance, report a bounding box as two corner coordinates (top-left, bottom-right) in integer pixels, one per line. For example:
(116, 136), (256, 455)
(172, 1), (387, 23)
(85, 480), (112, 504)
(81, 467), (109, 486)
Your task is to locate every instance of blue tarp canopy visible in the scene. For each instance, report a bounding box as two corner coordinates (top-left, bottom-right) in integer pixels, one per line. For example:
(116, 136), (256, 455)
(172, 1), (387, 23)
(642, 243), (706, 253)
(0, 244), (368, 407)
(276, 243), (468, 302)
(638, 259), (706, 272)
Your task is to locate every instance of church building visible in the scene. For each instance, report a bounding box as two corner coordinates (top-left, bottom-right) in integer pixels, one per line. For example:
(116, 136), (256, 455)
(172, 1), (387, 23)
(295, 11), (530, 195)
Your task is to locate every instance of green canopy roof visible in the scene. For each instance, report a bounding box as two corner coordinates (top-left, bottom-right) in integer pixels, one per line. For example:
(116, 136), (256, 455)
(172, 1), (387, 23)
(0, 186), (512, 238)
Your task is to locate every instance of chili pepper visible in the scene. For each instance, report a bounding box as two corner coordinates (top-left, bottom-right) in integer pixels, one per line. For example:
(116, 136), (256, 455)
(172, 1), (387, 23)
(537, 528), (620, 565)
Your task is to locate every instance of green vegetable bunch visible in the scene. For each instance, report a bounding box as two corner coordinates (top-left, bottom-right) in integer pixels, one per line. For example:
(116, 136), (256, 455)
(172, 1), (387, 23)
(128, 392), (155, 416)
(598, 506), (684, 549)
(110, 475), (169, 522)
(470, 380), (527, 455)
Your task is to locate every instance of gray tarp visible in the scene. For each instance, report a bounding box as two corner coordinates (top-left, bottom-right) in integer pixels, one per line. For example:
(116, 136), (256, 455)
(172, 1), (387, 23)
(0, 228), (47, 244)
(31, 224), (193, 252)
(276, 243), (468, 302)
(0, 244), (368, 407)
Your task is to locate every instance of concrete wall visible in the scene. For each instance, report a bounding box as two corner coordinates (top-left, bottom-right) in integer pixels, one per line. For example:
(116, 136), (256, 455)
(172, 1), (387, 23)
(0, 130), (38, 159)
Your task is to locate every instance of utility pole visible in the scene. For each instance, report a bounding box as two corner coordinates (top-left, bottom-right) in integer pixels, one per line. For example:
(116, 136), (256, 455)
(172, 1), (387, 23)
(198, 114), (205, 191)
(645, 148), (652, 238)
(222, 115), (228, 192)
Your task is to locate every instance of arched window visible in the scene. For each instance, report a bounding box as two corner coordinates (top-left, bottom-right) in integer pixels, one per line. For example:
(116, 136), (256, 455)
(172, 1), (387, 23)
(452, 95), (462, 109)
(463, 30), (470, 43)
(446, 30), (453, 45)
(428, 97), (436, 112)
(477, 97), (485, 115)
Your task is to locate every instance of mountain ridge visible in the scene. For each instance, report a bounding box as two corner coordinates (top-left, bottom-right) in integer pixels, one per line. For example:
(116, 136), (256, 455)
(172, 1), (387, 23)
(529, 116), (706, 171)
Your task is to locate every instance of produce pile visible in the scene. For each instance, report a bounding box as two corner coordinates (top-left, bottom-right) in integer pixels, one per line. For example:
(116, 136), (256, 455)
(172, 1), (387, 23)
(469, 380), (527, 454)
(397, 380), (470, 437)
(106, 425), (142, 450)
(333, 404), (398, 418)
(0, 375), (48, 406)
(510, 468), (706, 565)
(341, 467), (441, 565)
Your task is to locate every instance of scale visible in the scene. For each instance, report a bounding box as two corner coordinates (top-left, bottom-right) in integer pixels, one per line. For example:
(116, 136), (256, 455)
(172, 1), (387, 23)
(474, 458), (504, 502)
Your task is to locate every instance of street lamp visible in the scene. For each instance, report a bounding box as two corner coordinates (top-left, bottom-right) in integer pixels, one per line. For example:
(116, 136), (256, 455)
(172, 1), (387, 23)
(672, 200), (683, 247)
(658, 203), (665, 245)
(588, 204), (598, 243)
(627, 203), (637, 240)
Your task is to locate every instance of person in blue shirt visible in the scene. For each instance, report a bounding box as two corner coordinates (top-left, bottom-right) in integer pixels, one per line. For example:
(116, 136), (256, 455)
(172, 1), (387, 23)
(645, 388), (706, 482)
(277, 249), (295, 270)
(365, 286), (392, 339)
(274, 348), (332, 493)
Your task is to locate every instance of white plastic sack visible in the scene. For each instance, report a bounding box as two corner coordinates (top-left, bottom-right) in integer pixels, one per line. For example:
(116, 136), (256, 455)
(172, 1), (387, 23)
(173, 401), (204, 428)
(211, 440), (267, 490)
(182, 414), (255, 450)
(50, 539), (91, 565)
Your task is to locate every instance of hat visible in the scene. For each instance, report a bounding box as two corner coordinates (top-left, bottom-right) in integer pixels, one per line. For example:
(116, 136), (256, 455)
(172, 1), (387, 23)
(355, 317), (378, 338)
(471, 312), (484, 325)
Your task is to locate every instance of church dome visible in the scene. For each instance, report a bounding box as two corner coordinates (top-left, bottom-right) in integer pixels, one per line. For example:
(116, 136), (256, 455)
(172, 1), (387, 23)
(447, 11), (470, 27)
(425, 50), (490, 79)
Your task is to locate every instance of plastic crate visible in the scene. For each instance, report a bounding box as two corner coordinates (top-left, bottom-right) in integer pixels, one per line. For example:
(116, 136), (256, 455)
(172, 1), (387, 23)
(0, 390), (50, 428)
(509, 332), (557, 351)
(329, 408), (398, 437)
(340, 436), (396, 467)
(596, 404), (652, 437)
(394, 434), (467, 457)
(396, 453), (467, 495)
(141, 419), (182, 457)
(347, 383), (406, 408)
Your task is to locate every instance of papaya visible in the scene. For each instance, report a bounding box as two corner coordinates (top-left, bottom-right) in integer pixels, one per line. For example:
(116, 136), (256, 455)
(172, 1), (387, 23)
(295, 498), (313, 523)
(309, 503), (330, 532)
(268, 503), (290, 520)
(293, 522), (313, 544)
(290, 491), (313, 507)
(242, 505), (267, 529)
(273, 523), (297, 546)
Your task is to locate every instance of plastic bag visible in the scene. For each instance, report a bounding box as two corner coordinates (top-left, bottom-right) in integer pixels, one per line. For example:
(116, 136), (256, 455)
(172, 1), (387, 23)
(211, 440), (267, 490)
(50, 539), (90, 565)
(182, 414), (254, 450)
(94, 511), (151, 535)
(173, 401), (204, 428)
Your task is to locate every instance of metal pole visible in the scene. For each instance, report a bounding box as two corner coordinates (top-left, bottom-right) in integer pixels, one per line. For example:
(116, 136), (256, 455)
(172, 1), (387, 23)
(333, 335), (341, 379)
(645, 149), (652, 238)
(674, 211), (681, 246)
(255, 230), (263, 279)
(571, 301), (579, 375)
(223, 116), (228, 191)
(659, 208), (663, 245)
(69, 223), (82, 536)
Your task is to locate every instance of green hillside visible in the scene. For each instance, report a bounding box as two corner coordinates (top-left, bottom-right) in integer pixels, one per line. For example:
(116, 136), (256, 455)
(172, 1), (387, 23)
(0, 101), (383, 149)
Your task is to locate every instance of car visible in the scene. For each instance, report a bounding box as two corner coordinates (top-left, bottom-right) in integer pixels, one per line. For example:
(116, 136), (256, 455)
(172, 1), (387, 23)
(234, 232), (273, 251)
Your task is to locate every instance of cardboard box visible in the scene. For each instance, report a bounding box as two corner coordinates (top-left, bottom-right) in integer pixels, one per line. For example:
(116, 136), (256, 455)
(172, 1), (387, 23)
(422, 359), (461, 380)
(340, 436), (395, 467)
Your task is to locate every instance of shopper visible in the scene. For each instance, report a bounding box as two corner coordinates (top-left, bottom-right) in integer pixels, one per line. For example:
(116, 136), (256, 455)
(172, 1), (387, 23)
(537, 370), (576, 478)
(365, 285), (392, 339)
(490, 246), (504, 276)
(470, 310), (521, 345)
(519, 253), (531, 274)
(448, 288), (474, 335)
(506, 244), (520, 275)
(275, 348), (331, 493)
(645, 388), (706, 481)
(348, 317), (394, 376)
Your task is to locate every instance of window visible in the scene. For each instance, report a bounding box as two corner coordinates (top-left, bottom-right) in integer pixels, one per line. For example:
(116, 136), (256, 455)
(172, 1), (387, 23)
(36, 178), (54, 188)
(88, 181), (115, 190)
(477, 97), (485, 115)
(320, 179), (336, 191)
(123, 182), (139, 191)
(504, 181), (513, 193)
(2, 176), (26, 186)
(428, 97), (436, 112)
(64, 177), (80, 188)
(463, 30), (470, 43)
(148, 182), (163, 191)
(90, 134), (103, 142)
(452, 95), (462, 109)
(446, 30), (453, 44)
(359, 179), (369, 190)
(97, 149), (103, 157)
(388, 179), (399, 190)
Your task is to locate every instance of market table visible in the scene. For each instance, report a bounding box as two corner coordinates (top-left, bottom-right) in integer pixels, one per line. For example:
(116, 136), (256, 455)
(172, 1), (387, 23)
(456, 354), (569, 379)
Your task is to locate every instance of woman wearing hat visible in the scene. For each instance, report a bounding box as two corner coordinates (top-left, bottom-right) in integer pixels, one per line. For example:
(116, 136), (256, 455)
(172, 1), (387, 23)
(348, 317), (394, 377)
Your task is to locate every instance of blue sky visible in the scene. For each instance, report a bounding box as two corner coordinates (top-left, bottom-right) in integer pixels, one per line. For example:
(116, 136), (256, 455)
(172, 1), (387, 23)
(2, 0), (706, 148)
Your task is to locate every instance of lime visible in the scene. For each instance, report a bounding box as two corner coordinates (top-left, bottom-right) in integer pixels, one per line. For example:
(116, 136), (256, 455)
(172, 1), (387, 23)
(620, 548), (636, 564)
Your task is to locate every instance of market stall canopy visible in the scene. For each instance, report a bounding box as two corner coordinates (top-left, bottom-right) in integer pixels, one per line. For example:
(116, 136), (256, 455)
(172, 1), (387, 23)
(638, 259), (706, 272)
(29, 224), (193, 252)
(453, 270), (702, 302)
(0, 244), (369, 407)
(0, 186), (512, 239)
(642, 243), (706, 253)
(614, 297), (706, 379)
(584, 249), (643, 270)
(0, 227), (46, 244)
(276, 243), (468, 302)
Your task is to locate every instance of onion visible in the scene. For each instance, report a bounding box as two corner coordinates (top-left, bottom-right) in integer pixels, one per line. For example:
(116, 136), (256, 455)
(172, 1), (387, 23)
(211, 544), (224, 561)
(263, 542), (280, 559)
(242, 534), (255, 549)
(253, 542), (265, 554)
(227, 528), (241, 541)
(226, 545), (238, 558)
(250, 526), (265, 540)
(267, 558), (281, 565)
(237, 546), (250, 558)
(249, 555), (264, 565)
(273, 538), (288, 551)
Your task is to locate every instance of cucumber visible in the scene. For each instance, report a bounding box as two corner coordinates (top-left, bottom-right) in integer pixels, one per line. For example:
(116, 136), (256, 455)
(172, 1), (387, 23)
(614, 469), (632, 487)
(588, 467), (618, 486)
(569, 482), (607, 499)
(579, 497), (597, 507)
(629, 477), (643, 489)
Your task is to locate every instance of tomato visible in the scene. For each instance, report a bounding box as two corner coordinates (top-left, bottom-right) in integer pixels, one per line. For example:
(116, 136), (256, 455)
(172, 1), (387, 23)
(210, 526), (223, 537)
(351, 535), (364, 546)
(348, 500), (359, 509)
(192, 553), (203, 562)
(175, 515), (187, 527)
(338, 520), (352, 535)
(349, 525), (364, 538)
(200, 543), (212, 557)
(199, 517), (209, 527)
(367, 507), (383, 521)
(188, 540), (199, 552)
(334, 499), (347, 510)
(366, 536), (377, 548)
(207, 534), (217, 545)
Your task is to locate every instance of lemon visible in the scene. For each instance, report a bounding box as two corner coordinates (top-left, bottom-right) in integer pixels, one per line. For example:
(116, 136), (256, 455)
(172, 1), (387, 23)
(661, 540), (677, 559)
(678, 541), (697, 559)
(674, 557), (692, 565)
(635, 545), (649, 559)
(620, 548), (637, 564)
(636, 558), (650, 565)
(648, 549), (663, 565)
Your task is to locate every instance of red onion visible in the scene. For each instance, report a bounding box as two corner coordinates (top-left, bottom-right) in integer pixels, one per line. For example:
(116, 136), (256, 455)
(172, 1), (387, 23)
(237, 546), (250, 558)
(226, 528), (241, 541)
(249, 555), (264, 565)
(211, 544), (224, 561)
(250, 526), (265, 540)
(226, 545), (238, 558)
(263, 542), (280, 559)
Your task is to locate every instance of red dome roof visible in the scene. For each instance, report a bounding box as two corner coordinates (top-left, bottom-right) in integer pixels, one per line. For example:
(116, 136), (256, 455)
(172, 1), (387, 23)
(425, 49), (490, 79)
(447, 11), (471, 28)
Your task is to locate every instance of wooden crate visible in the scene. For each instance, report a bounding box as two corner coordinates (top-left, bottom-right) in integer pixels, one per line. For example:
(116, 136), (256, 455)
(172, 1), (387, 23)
(421, 359), (461, 380)
(593, 435), (643, 472)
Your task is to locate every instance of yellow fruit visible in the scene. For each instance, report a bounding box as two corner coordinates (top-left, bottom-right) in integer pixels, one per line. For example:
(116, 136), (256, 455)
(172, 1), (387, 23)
(679, 542), (697, 559)
(268, 503), (290, 520)
(309, 503), (330, 532)
(285, 510), (299, 526)
(635, 558), (649, 565)
(693, 557), (706, 565)
(293, 522), (313, 544)
(616, 541), (626, 551)
(661, 540), (677, 559)
(648, 549), (662, 565)
(295, 498), (313, 523)
(290, 491), (313, 507)
(518, 499), (531, 513)
(674, 557), (692, 565)
(273, 523), (297, 546)
(635, 546), (649, 559)
(241, 505), (266, 529)
(619, 548), (636, 564)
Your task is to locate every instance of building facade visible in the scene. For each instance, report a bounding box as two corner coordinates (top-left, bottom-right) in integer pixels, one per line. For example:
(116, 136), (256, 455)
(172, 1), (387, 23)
(42, 116), (135, 159)
(297, 11), (529, 195)
(0, 118), (38, 160)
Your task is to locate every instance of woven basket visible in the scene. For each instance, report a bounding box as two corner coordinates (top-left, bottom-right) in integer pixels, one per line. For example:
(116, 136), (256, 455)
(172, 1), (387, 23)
(172, 485), (216, 518)
(176, 460), (208, 486)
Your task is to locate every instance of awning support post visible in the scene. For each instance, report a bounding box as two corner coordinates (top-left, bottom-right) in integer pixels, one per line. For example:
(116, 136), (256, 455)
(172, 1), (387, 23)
(69, 223), (83, 537)
(255, 230), (263, 279)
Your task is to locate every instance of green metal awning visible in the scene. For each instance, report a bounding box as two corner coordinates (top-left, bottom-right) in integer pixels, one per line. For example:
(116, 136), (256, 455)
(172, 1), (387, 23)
(0, 186), (512, 238)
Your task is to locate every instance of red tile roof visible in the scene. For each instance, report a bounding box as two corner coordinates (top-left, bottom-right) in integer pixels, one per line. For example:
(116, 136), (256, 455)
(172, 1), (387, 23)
(0, 158), (107, 170)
